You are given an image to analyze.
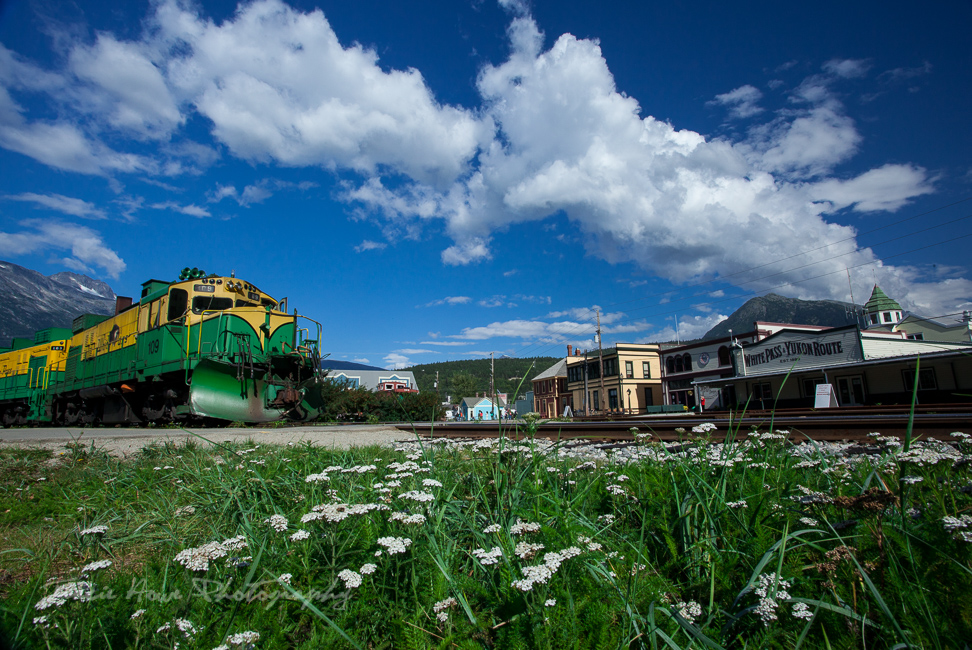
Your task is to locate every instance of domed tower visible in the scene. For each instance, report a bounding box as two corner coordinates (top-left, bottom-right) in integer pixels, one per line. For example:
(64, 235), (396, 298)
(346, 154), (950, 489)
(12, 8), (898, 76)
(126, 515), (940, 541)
(864, 285), (903, 327)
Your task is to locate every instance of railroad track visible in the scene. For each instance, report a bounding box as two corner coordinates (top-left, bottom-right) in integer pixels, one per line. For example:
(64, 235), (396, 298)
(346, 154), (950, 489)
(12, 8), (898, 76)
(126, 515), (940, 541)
(398, 404), (972, 443)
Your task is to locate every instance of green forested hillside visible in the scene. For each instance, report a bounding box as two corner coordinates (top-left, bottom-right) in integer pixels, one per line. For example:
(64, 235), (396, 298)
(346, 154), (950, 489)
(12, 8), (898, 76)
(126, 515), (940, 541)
(409, 357), (559, 403)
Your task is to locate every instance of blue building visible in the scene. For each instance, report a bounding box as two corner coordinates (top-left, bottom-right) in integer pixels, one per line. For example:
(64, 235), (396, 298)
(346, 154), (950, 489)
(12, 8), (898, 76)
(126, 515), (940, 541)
(459, 395), (504, 420)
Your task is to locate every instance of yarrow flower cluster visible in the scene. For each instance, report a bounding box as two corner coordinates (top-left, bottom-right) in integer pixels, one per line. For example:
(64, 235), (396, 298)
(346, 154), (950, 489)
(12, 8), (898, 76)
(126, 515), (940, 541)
(510, 520), (541, 535)
(692, 422), (718, 434)
(389, 512), (427, 525)
(482, 524), (502, 534)
(35, 581), (93, 610)
(515, 541), (545, 559)
(173, 536), (249, 572)
(376, 536), (412, 555)
(156, 618), (197, 638)
(473, 546), (503, 566)
(289, 529), (310, 541)
(227, 630), (261, 646)
(398, 490), (435, 503)
(674, 600), (702, 624)
(511, 546), (582, 592)
(433, 597), (457, 622)
(301, 502), (383, 524)
(943, 515), (972, 542)
(337, 569), (363, 589)
(78, 525), (108, 536)
(359, 563), (377, 575)
(80, 559), (112, 574)
(752, 573), (792, 625)
(264, 514), (288, 532)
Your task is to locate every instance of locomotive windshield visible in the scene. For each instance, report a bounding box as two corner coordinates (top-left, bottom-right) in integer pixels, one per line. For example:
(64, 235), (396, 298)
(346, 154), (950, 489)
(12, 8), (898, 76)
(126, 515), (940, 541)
(192, 296), (233, 313)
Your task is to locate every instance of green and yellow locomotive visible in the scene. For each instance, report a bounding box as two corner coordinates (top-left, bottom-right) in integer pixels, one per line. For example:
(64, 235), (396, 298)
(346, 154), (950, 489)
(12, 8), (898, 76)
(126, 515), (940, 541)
(0, 268), (325, 426)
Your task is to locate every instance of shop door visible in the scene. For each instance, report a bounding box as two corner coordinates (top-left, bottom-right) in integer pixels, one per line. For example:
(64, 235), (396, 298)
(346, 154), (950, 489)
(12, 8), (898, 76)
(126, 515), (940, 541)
(837, 376), (865, 406)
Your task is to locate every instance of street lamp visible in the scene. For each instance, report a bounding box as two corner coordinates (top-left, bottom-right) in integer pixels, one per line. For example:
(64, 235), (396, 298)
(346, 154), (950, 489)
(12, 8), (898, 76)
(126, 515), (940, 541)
(626, 388), (631, 415)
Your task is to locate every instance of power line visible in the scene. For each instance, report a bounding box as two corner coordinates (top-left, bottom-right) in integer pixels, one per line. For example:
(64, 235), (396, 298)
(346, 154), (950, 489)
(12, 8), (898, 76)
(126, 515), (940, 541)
(512, 228), (972, 359)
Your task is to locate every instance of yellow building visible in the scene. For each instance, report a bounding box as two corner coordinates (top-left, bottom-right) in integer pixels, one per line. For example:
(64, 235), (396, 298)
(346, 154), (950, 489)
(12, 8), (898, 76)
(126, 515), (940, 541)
(566, 343), (662, 415)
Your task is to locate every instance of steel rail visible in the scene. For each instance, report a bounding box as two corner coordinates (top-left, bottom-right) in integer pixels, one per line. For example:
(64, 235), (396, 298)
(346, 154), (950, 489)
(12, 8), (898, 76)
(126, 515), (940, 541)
(397, 407), (972, 443)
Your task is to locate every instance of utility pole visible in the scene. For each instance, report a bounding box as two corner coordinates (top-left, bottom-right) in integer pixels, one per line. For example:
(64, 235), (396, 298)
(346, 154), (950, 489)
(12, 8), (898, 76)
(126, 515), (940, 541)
(490, 352), (496, 419)
(583, 349), (590, 415)
(597, 309), (605, 414)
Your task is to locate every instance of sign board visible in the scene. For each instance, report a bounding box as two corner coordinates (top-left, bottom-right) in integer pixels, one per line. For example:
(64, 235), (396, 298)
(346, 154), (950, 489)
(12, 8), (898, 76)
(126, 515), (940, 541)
(733, 327), (862, 377)
(814, 384), (839, 408)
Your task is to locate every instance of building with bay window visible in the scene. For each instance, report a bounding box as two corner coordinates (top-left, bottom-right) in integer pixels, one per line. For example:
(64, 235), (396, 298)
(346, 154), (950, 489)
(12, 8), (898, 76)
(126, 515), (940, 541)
(565, 343), (662, 415)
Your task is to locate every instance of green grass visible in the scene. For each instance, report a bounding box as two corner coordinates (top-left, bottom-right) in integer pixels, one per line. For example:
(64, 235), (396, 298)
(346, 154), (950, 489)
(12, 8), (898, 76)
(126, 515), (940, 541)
(0, 425), (970, 649)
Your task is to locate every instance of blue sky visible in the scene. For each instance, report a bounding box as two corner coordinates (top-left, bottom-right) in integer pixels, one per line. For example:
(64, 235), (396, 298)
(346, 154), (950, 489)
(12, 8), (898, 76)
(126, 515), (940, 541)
(1, 0), (970, 369)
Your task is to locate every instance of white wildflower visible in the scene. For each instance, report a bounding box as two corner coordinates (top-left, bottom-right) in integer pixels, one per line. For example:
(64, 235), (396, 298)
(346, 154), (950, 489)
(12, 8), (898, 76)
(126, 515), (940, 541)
(174, 541), (229, 572)
(399, 490), (435, 503)
(515, 541), (545, 559)
(389, 512), (427, 525)
(544, 599), (556, 607)
(376, 536), (412, 555)
(422, 479), (443, 488)
(289, 529), (310, 541)
(277, 573), (292, 585)
(675, 600), (702, 624)
(726, 500), (748, 509)
(472, 547), (503, 566)
(482, 524), (502, 534)
(131, 609), (146, 620)
(35, 581), (94, 610)
(227, 630), (260, 646)
(359, 563), (377, 575)
(792, 601), (813, 620)
(433, 597), (457, 613)
(80, 559), (112, 574)
(79, 525), (108, 536)
(338, 569), (362, 589)
(510, 520), (541, 535)
(264, 514), (288, 532)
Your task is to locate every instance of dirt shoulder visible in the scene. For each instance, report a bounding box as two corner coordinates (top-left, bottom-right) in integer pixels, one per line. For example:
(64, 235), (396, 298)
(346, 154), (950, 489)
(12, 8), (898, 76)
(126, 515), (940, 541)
(0, 424), (420, 457)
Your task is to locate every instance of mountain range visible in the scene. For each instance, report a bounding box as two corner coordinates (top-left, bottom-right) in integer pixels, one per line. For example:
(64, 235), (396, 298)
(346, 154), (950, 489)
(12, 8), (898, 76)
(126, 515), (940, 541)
(702, 293), (861, 340)
(0, 260), (117, 347)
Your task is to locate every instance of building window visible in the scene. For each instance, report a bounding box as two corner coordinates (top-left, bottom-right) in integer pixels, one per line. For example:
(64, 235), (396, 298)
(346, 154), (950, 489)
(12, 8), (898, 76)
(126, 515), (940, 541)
(870, 314), (879, 324)
(882, 312), (892, 323)
(683, 354), (692, 372)
(592, 390), (599, 411)
(802, 378), (824, 397)
(718, 346), (731, 366)
(674, 356), (683, 373)
(642, 361), (650, 378)
(644, 386), (653, 406)
(625, 361), (633, 378)
(603, 358), (618, 376)
(908, 333), (924, 340)
(752, 383), (772, 401)
(608, 388), (618, 410)
(902, 368), (937, 391)
(667, 357), (676, 374)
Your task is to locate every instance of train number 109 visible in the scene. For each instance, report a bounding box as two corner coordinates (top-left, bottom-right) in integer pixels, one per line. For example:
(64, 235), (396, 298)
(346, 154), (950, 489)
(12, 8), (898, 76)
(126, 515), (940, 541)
(147, 340), (160, 354)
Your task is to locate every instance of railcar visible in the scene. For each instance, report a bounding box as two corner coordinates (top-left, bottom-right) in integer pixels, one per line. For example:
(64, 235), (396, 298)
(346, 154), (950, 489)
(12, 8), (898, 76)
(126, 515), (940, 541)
(0, 268), (325, 426)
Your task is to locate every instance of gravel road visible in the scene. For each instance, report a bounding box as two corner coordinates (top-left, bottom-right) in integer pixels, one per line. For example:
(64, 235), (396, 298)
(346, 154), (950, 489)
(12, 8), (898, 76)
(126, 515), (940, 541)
(0, 424), (419, 456)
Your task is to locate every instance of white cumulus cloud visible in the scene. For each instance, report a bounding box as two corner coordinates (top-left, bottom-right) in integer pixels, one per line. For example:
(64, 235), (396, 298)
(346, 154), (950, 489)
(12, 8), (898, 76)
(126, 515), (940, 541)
(0, 219), (125, 278)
